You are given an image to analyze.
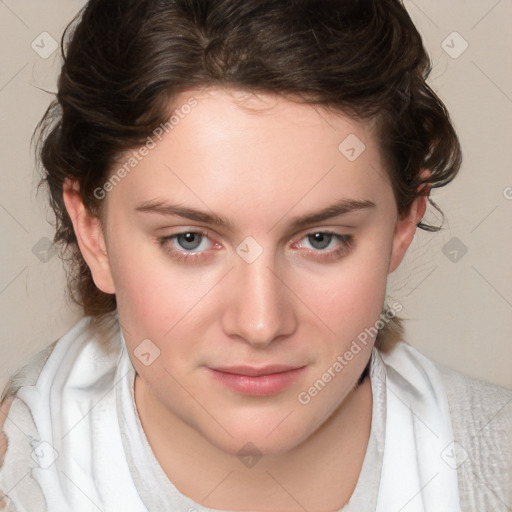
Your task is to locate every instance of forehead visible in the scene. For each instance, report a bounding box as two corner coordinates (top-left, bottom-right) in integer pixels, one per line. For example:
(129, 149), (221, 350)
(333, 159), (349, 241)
(171, 86), (376, 144)
(106, 86), (391, 222)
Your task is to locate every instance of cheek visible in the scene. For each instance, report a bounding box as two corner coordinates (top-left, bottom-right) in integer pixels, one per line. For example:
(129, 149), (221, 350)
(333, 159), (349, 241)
(106, 231), (180, 332)
(115, 264), (191, 338)
(318, 268), (387, 351)
(304, 234), (392, 344)
(109, 234), (221, 357)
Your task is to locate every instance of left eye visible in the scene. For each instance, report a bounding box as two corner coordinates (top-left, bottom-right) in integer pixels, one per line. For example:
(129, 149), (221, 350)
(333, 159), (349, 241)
(292, 231), (354, 261)
(299, 232), (344, 251)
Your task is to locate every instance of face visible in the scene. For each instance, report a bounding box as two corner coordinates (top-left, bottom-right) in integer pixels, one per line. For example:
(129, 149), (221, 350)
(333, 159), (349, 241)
(65, 87), (424, 456)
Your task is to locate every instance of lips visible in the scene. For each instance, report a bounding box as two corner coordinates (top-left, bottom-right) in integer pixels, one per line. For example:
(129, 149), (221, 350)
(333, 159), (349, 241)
(207, 364), (307, 396)
(210, 364), (304, 377)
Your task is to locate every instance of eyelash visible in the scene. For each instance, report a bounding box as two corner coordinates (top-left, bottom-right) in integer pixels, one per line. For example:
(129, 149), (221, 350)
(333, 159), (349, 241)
(157, 229), (354, 263)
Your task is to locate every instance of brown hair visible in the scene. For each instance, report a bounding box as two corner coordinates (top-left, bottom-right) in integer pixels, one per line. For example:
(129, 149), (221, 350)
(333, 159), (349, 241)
(33, 0), (462, 344)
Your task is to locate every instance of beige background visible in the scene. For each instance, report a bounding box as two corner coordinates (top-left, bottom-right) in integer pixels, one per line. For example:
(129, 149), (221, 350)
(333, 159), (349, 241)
(0, 0), (511, 390)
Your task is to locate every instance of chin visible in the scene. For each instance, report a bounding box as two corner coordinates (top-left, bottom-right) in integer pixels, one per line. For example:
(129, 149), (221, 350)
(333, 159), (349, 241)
(197, 412), (314, 458)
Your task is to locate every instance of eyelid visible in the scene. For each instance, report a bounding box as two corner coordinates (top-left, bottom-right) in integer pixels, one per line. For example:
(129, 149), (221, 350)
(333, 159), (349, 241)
(292, 224), (356, 239)
(167, 228), (218, 250)
(291, 231), (354, 256)
(157, 229), (218, 263)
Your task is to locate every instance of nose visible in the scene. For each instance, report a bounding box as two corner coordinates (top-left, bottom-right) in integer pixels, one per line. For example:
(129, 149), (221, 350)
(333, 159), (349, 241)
(221, 246), (297, 349)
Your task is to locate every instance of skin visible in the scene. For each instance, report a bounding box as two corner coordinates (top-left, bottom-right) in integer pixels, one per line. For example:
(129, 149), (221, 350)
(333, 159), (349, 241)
(63, 86), (427, 511)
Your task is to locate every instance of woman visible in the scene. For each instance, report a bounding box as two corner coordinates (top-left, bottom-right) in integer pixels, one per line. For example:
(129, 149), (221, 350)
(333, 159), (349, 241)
(1, 0), (510, 511)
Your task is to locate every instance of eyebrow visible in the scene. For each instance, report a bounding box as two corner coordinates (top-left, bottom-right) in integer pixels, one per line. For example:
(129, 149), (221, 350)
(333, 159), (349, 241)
(134, 197), (376, 231)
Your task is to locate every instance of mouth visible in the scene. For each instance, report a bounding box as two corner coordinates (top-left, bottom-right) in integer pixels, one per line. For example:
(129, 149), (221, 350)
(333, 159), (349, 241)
(206, 364), (308, 396)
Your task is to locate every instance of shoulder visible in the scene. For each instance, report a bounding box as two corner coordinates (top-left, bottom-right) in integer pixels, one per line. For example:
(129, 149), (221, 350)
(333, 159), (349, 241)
(379, 341), (512, 510)
(0, 315), (121, 511)
(1, 341), (57, 404)
(434, 361), (512, 511)
(1, 314), (117, 403)
(0, 342), (55, 511)
(435, 360), (512, 441)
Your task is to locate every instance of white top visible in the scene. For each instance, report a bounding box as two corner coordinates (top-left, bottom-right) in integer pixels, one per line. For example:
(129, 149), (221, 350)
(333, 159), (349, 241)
(0, 315), (510, 511)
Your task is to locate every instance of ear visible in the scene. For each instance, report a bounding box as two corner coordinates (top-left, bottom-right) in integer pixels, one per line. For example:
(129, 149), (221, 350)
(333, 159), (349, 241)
(62, 178), (116, 294)
(387, 171), (430, 275)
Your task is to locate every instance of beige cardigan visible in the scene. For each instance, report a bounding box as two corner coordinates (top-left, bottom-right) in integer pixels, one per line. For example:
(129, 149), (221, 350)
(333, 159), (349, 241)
(435, 362), (512, 511)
